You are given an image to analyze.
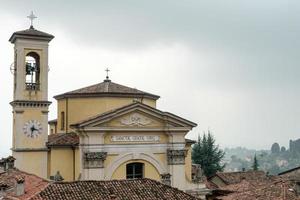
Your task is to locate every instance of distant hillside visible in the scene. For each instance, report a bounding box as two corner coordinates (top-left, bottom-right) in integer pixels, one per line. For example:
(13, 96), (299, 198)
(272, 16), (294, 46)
(223, 139), (300, 174)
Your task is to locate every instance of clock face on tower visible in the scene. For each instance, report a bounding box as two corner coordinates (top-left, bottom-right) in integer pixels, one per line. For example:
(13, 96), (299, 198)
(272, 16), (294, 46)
(23, 120), (43, 138)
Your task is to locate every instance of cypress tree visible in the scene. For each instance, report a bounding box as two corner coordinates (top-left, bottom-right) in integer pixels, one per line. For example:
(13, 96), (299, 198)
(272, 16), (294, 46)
(192, 130), (225, 177)
(252, 154), (259, 171)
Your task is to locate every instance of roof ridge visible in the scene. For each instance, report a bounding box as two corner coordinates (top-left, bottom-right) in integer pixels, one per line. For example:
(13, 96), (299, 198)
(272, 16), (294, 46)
(53, 81), (160, 100)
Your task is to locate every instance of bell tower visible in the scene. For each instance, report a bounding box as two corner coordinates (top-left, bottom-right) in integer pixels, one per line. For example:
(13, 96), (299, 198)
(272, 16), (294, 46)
(9, 12), (54, 178)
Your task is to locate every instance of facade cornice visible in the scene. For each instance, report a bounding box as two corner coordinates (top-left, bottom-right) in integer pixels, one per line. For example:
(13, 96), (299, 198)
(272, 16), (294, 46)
(77, 127), (191, 132)
(11, 148), (49, 152)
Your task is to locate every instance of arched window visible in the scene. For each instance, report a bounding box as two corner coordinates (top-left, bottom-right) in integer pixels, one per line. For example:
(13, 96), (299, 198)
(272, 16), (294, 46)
(25, 52), (40, 90)
(126, 162), (144, 179)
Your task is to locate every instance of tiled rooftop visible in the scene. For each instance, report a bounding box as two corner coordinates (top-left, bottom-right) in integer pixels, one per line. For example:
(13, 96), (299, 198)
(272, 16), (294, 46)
(0, 169), (49, 200)
(47, 132), (79, 147)
(54, 80), (160, 100)
(30, 179), (199, 200)
(213, 170), (266, 185)
(9, 26), (54, 43)
(220, 177), (299, 200)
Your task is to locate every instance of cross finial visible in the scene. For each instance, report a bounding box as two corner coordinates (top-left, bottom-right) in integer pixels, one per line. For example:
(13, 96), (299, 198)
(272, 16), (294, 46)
(105, 68), (110, 80)
(27, 11), (37, 28)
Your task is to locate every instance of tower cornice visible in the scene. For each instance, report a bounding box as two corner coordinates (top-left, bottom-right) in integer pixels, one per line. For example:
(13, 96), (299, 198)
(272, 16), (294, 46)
(10, 100), (52, 108)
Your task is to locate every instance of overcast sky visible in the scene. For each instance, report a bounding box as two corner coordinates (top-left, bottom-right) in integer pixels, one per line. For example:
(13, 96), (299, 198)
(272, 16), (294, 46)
(0, 0), (299, 156)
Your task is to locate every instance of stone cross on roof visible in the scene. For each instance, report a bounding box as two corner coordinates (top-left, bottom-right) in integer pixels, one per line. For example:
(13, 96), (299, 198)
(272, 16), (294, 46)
(27, 11), (37, 28)
(105, 68), (110, 80)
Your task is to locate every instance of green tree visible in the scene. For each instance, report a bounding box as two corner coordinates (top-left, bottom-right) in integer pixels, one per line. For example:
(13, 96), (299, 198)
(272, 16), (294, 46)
(192, 130), (225, 177)
(252, 154), (259, 170)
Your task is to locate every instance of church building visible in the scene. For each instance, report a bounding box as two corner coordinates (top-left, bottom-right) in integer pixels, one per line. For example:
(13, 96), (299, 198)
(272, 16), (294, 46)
(9, 17), (199, 191)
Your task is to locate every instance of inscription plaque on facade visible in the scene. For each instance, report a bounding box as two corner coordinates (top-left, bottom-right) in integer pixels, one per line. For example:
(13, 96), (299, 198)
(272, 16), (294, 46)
(167, 149), (187, 165)
(111, 135), (160, 142)
(83, 152), (107, 169)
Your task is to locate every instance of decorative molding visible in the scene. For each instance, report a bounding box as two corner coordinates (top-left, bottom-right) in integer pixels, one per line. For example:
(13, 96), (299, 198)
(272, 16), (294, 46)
(80, 143), (186, 154)
(83, 152), (107, 169)
(120, 113), (152, 126)
(161, 173), (171, 186)
(11, 148), (49, 152)
(10, 100), (51, 108)
(167, 149), (187, 165)
(41, 110), (49, 114)
(15, 110), (24, 114)
(81, 127), (190, 132)
(105, 152), (166, 180)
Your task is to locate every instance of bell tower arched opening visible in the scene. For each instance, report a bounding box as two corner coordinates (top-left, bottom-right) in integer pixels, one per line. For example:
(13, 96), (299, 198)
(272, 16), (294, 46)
(25, 52), (40, 90)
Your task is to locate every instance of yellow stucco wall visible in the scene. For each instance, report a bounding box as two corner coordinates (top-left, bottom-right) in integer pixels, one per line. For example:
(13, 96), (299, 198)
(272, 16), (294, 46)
(49, 148), (75, 181)
(57, 99), (66, 133)
(104, 155), (118, 168)
(74, 148), (80, 180)
(13, 151), (48, 178)
(111, 159), (160, 181)
(56, 97), (156, 133)
(185, 145), (192, 182)
(49, 123), (57, 134)
(13, 109), (48, 149)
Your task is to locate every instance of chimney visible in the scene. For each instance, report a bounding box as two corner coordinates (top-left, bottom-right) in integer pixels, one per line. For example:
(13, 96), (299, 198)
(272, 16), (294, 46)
(0, 181), (9, 197)
(0, 159), (5, 171)
(15, 175), (25, 196)
(6, 156), (16, 170)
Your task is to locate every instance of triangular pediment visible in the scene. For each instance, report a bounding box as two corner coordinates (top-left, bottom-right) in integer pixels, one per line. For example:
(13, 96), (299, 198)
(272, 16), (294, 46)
(106, 111), (165, 128)
(70, 103), (197, 130)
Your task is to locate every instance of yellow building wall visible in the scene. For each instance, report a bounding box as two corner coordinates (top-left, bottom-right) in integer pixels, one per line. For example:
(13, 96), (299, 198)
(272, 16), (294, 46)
(74, 148), (80, 180)
(111, 159), (160, 181)
(13, 151), (48, 178)
(56, 99), (66, 133)
(154, 153), (167, 166)
(49, 148), (75, 181)
(13, 109), (48, 149)
(185, 145), (192, 182)
(49, 123), (57, 134)
(56, 97), (156, 133)
(104, 155), (118, 168)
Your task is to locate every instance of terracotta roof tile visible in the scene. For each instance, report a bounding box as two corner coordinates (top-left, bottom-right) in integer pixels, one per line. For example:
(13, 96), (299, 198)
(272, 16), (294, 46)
(54, 80), (160, 100)
(47, 133), (79, 147)
(220, 177), (299, 200)
(30, 179), (199, 200)
(0, 169), (49, 200)
(214, 170), (266, 185)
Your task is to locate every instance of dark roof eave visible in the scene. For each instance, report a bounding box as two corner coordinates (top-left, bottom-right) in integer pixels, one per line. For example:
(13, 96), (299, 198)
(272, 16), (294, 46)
(278, 166), (300, 175)
(54, 92), (160, 100)
(48, 119), (58, 124)
(185, 139), (196, 144)
(9, 33), (54, 43)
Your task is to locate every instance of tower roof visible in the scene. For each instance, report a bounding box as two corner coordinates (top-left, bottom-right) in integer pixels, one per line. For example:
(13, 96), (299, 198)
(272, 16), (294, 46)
(9, 26), (54, 43)
(54, 80), (160, 100)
